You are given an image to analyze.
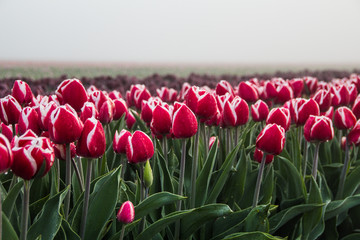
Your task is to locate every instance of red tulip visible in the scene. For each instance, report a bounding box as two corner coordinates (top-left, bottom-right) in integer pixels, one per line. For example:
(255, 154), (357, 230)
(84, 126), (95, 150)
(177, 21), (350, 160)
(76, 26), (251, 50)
(222, 97), (249, 127)
(133, 88), (151, 110)
(334, 107), (357, 130)
(238, 81), (258, 103)
(126, 111), (136, 130)
(313, 89), (332, 112)
(352, 95), (360, 119)
(275, 84), (294, 104)
(179, 82), (191, 101)
(98, 98), (115, 124)
(304, 115), (334, 142)
(18, 107), (42, 136)
(0, 95), (22, 125)
(151, 105), (172, 136)
(76, 117), (106, 158)
(321, 106), (334, 120)
(56, 79), (88, 112)
(0, 134), (13, 173)
(126, 84), (145, 107)
(253, 148), (274, 164)
(251, 100), (269, 122)
(348, 84), (358, 105)
(53, 143), (76, 161)
(263, 80), (277, 100)
(331, 85), (350, 107)
(348, 120), (360, 146)
(89, 90), (108, 112)
(289, 78), (304, 98)
(209, 136), (218, 150)
(141, 97), (162, 124)
(48, 105), (83, 144)
(216, 93), (234, 113)
(172, 104), (198, 138)
(266, 107), (291, 131)
(0, 123), (13, 142)
(117, 201), (135, 224)
(126, 131), (154, 164)
(11, 80), (33, 105)
(294, 98), (320, 126)
(38, 101), (58, 131)
(256, 123), (286, 155)
(186, 87), (217, 120)
(113, 98), (128, 121)
(80, 102), (99, 123)
(113, 129), (132, 154)
(304, 76), (318, 94)
(216, 80), (235, 97)
(108, 90), (122, 100)
(157, 87), (178, 102)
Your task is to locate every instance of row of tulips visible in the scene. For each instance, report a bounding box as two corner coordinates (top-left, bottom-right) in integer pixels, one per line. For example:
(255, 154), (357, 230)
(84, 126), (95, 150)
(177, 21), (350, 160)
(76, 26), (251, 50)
(1, 74), (360, 240)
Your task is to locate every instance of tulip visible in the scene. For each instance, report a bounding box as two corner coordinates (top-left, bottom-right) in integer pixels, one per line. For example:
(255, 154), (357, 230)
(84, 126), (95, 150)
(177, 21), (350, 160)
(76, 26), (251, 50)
(222, 96), (249, 128)
(253, 148), (274, 164)
(18, 107), (42, 136)
(11, 80), (34, 105)
(251, 100), (269, 122)
(141, 97), (162, 124)
(304, 76), (318, 94)
(238, 81), (259, 102)
(126, 111), (136, 130)
(157, 87), (178, 102)
(172, 104), (198, 139)
(0, 123), (13, 142)
(216, 80), (235, 97)
(56, 78), (88, 112)
(289, 78), (304, 98)
(113, 98), (128, 121)
(38, 101), (58, 131)
(313, 89), (332, 112)
(348, 84), (358, 105)
(80, 102), (99, 123)
(53, 143), (76, 161)
(0, 95), (22, 126)
(98, 98), (115, 124)
(331, 85), (350, 107)
(117, 201), (135, 240)
(294, 98), (320, 126)
(126, 131), (154, 164)
(266, 107), (291, 131)
(209, 136), (218, 150)
(133, 88), (151, 110)
(352, 95), (360, 119)
(108, 90), (122, 100)
(113, 129), (132, 178)
(0, 133), (13, 173)
(126, 84), (145, 107)
(275, 84), (294, 104)
(150, 104), (172, 136)
(263, 80), (277, 100)
(178, 82), (191, 101)
(334, 107), (357, 130)
(348, 120), (360, 146)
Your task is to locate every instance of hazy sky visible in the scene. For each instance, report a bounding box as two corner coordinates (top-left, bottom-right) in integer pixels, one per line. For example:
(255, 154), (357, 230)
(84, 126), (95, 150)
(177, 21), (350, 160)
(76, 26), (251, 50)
(1, 0), (360, 64)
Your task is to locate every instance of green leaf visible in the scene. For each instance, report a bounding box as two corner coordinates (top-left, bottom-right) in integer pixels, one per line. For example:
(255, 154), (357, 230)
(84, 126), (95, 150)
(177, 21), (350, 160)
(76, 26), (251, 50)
(134, 192), (186, 220)
(2, 212), (19, 240)
(3, 180), (23, 217)
(244, 204), (270, 232)
(61, 219), (81, 240)
(27, 187), (69, 240)
(223, 231), (285, 240)
(131, 109), (149, 133)
(325, 194), (360, 220)
(260, 164), (274, 205)
(84, 167), (121, 240)
(195, 138), (218, 207)
(181, 204), (232, 239)
(343, 164), (360, 198)
(341, 233), (360, 240)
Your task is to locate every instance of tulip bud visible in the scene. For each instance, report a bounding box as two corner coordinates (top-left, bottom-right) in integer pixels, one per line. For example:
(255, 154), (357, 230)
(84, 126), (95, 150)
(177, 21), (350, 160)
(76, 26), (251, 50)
(179, 82), (191, 101)
(209, 136), (218, 150)
(1, 123), (13, 142)
(113, 129), (132, 154)
(222, 96), (249, 127)
(126, 111), (136, 130)
(113, 98), (128, 121)
(263, 81), (277, 100)
(266, 107), (291, 131)
(76, 117), (106, 158)
(117, 201), (135, 224)
(304, 76), (318, 94)
(108, 90), (122, 100)
(313, 89), (332, 112)
(126, 131), (154, 164)
(256, 124), (286, 155)
(331, 85), (350, 107)
(56, 79), (88, 112)
(348, 120), (360, 146)
(352, 95), (360, 119)
(304, 115), (334, 142)
(0, 95), (22, 125)
(0, 134), (13, 173)
(49, 105), (83, 144)
(321, 106), (334, 120)
(141, 97), (162, 124)
(11, 80), (34, 105)
(53, 143), (76, 161)
(253, 148), (274, 164)
(251, 100), (269, 122)
(238, 81), (259, 103)
(275, 84), (294, 104)
(133, 88), (151, 110)
(80, 102), (99, 123)
(143, 160), (153, 188)
(348, 84), (358, 105)
(294, 98), (320, 126)
(216, 80), (235, 97)
(18, 107), (42, 136)
(172, 104), (198, 139)
(127, 84), (145, 107)
(334, 107), (357, 130)
(98, 98), (115, 124)
(150, 105), (172, 136)
(289, 78), (304, 98)
(38, 101), (58, 131)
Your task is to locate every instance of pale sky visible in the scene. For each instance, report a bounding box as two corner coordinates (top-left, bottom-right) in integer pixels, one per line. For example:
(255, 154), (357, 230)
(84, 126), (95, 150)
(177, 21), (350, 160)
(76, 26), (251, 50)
(1, 0), (360, 65)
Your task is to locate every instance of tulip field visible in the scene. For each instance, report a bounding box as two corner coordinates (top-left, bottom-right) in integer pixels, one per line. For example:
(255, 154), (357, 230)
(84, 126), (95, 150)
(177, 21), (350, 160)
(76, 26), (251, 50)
(2, 73), (360, 240)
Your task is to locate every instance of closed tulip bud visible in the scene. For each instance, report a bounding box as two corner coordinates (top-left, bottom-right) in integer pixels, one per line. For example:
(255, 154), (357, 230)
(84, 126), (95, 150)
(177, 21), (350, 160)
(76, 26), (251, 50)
(304, 115), (334, 142)
(196, 92), (217, 120)
(143, 160), (153, 188)
(126, 131), (154, 164)
(127, 84), (145, 107)
(11, 129), (37, 148)
(117, 201), (135, 224)
(113, 98), (128, 121)
(334, 107), (357, 130)
(348, 120), (360, 146)
(216, 80), (235, 97)
(251, 100), (269, 122)
(222, 96), (249, 127)
(172, 104), (198, 138)
(304, 76), (318, 94)
(178, 82), (191, 101)
(141, 97), (162, 124)
(313, 89), (332, 112)
(1, 123), (13, 142)
(209, 136), (219, 150)
(151, 105), (172, 136)
(53, 143), (76, 161)
(56, 79), (88, 112)
(256, 123), (286, 155)
(238, 81), (259, 102)
(321, 106), (334, 120)
(108, 90), (123, 100)
(0, 95), (22, 125)
(11, 136), (54, 180)
(133, 88), (151, 110)
(348, 84), (358, 105)
(352, 95), (360, 119)
(205, 110), (221, 127)
(80, 102), (99, 123)
(216, 93), (234, 113)
(263, 81), (277, 100)
(76, 117), (106, 158)
(266, 107), (291, 131)
(331, 85), (350, 107)
(0, 134), (13, 173)
(156, 87), (171, 102)
(18, 107), (42, 136)
(12, 80), (34, 105)
(253, 148), (274, 164)
(294, 98), (320, 126)
(113, 129), (132, 154)
(126, 111), (136, 130)
(38, 101), (58, 131)
(289, 78), (304, 98)
(275, 84), (294, 104)
(98, 98), (115, 124)
(89, 90), (108, 111)
(49, 105), (83, 144)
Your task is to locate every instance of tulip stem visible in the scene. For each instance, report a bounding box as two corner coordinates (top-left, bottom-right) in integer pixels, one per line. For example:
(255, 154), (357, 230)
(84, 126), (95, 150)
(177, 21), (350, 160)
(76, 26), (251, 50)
(20, 180), (30, 240)
(71, 157), (84, 192)
(119, 224), (126, 240)
(139, 163), (146, 232)
(80, 160), (92, 239)
(337, 137), (350, 200)
(203, 123), (209, 159)
(175, 139), (187, 240)
(12, 124), (16, 137)
(56, 158), (60, 193)
(120, 155), (126, 180)
(311, 142), (321, 180)
(226, 128), (232, 155)
(163, 137), (168, 167)
(9, 174), (17, 191)
(190, 121), (200, 209)
(252, 153), (266, 208)
(302, 141), (309, 180)
(64, 143), (72, 220)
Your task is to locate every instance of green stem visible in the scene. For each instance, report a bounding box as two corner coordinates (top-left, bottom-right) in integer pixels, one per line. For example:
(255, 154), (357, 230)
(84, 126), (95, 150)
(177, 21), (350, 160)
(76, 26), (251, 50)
(20, 180), (30, 240)
(77, 157), (84, 187)
(203, 123), (209, 159)
(190, 121), (200, 209)
(120, 155), (126, 180)
(252, 153), (266, 207)
(12, 124), (16, 137)
(9, 174), (17, 191)
(64, 143), (71, 220)
(175, 139), (187, 240)
(56, 158), (60, 193)
(311, 142), (321, 180)
(226, 128), (232, 155)
(71, 157), (84, 192)
(337, 137), (350, 199)
(302, 141), (309, 180)
(80, 160), (93, 239)
(139, 163), (146, 232)
(119, 224), (126, 240)
(163, 137), (168, 167)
